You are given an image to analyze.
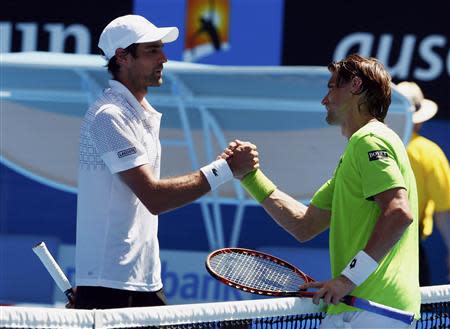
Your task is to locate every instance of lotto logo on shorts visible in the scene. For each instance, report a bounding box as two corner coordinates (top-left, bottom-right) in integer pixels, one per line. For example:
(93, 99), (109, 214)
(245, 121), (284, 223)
(117, 147), (137, 158)
(368, 150), (388, 161)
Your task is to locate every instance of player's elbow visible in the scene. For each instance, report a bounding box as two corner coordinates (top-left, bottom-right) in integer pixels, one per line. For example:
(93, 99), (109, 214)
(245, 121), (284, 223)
(295, 232), (319, 243)
(145, 202), (164, 215)
(392, 207), (414, 229)
(294, 227), (321, 243)
(148, 207), (161, 216)
(296, 235), (312, 243)
(141, 189), (167, 215)
(295, 217), (328, 242)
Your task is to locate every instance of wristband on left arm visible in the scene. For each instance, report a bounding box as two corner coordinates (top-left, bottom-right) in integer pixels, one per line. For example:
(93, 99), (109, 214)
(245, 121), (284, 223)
(341, 250), (378, 286)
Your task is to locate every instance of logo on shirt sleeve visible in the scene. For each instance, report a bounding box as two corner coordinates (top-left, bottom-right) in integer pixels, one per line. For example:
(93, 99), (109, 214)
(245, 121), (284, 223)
(117, 147), (137, 158)
(368, 150), (388, 161)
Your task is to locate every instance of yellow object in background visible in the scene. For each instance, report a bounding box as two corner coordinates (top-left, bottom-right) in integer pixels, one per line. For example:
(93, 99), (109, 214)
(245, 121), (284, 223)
(407, 132), (450, 239)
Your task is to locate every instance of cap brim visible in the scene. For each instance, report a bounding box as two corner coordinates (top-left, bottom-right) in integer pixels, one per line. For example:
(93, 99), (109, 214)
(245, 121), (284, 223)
(412, 99), (438, 123)
(136, 26), (179, 44)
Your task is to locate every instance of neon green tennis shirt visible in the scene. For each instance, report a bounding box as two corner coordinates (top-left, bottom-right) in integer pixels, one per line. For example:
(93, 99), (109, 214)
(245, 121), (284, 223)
(311, 121), (420, 318)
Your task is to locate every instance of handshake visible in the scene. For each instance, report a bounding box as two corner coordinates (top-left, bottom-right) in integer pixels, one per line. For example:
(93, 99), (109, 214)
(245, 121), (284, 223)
(219, 139), (260, 180)
(202, 138), (274, 203)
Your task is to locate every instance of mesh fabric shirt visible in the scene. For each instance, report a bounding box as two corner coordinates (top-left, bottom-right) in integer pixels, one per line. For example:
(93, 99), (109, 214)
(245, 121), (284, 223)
(76, 80), (163, 292)
(311, 121), (420, 318)
(407, 132), (450, 239)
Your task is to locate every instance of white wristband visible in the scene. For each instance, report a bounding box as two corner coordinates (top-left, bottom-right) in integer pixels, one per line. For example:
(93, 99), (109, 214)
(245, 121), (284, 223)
(200, 159), (233, 191)
(341, 250), (378, 286)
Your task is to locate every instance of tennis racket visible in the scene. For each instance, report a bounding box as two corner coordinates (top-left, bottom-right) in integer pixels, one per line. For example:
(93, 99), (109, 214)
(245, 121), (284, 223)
(206, 248), (414, 325)
(32, 242), (75, 303)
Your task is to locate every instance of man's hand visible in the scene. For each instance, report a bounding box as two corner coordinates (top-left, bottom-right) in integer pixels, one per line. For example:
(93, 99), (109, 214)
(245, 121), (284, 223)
(299, 275), (356, 305)
(219, 140), (259, 180)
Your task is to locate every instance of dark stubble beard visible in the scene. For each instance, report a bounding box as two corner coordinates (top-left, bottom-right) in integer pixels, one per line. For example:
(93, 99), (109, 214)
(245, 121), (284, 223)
(326, 111), (339, 126)
(146, 74), (163, 87)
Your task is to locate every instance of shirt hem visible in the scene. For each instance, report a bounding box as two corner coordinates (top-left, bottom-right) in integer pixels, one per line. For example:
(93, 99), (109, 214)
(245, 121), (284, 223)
(76, 278), (163, 292)
(364, 183), (406, 200)
(101, 153), (149, 174)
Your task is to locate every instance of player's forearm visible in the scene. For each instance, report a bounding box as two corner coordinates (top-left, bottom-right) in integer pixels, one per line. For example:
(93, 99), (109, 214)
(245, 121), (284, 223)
(366, 188), (414, 261)
(120, 165), (212, 215)
(435, 211), (450, 252)
(120, 159), (234, 215)
(145, 171), (211, 214)
(342, 209), (412, 287)
(364, 207), (413, 262)
(262, 189), (327, 242)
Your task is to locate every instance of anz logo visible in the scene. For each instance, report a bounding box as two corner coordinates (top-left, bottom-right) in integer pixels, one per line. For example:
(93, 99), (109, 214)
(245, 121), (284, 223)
(0, 21), (91, 53)
(334, 33), (450, 81)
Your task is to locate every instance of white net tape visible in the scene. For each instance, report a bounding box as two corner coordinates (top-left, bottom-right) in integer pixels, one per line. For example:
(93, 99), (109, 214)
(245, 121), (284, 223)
(1, 285), (449, 329)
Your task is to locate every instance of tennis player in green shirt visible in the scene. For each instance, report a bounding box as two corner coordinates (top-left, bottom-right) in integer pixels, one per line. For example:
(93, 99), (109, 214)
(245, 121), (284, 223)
(223, 54), (420, 328)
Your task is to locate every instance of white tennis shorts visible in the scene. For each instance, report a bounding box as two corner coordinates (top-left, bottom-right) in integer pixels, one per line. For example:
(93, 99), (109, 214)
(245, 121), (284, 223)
(320, 311), (416, 329)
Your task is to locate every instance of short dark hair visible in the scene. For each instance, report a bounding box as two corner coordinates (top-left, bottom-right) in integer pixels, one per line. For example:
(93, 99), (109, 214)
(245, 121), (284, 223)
(101, 43), (139, 79)
(328, 54), (392, 122)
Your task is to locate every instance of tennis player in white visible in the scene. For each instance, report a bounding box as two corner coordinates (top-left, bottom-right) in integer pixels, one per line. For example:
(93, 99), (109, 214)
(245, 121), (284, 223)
(75, 14), (259, 309)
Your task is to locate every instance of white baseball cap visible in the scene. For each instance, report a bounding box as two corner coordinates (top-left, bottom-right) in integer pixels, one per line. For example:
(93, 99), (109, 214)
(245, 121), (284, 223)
(98, 15), (179, 60)
(396, 81), (438, 124)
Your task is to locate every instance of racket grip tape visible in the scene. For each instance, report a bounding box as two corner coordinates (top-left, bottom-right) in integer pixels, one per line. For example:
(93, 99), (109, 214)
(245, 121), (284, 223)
(32, 242), (74, 303)
(341, 295), (414, 325)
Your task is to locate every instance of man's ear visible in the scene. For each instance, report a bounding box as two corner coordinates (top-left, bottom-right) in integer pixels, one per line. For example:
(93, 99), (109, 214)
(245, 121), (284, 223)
(350, 76), (363, 94)
(115, 48), (128, 65)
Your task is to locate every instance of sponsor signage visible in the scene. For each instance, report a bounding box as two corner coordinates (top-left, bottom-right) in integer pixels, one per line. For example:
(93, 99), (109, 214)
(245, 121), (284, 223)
(2, 0), (284, 65)
(282, 0), (450, 119)
(183, 0), (231, 62)
(1, 0), (132, 54)
(134, 0), (284, 65)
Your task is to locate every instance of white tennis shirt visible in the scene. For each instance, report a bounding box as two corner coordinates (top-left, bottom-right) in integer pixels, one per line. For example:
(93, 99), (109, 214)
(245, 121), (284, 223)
(76, 80), (163, 291)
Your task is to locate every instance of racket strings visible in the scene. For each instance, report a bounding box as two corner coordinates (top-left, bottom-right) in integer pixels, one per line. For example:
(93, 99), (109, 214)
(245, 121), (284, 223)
(216, 253), (304, 291)
(210, 252), (306, 292)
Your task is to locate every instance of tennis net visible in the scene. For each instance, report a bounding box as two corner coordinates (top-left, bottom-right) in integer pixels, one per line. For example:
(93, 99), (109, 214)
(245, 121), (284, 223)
(1, 285), (449, 329)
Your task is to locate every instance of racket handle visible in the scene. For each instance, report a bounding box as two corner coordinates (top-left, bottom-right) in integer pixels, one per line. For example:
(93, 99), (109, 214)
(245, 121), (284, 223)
(32, 242), (75, 303)
(342, 295), (414, 325)
(64, 288), (75, 303)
